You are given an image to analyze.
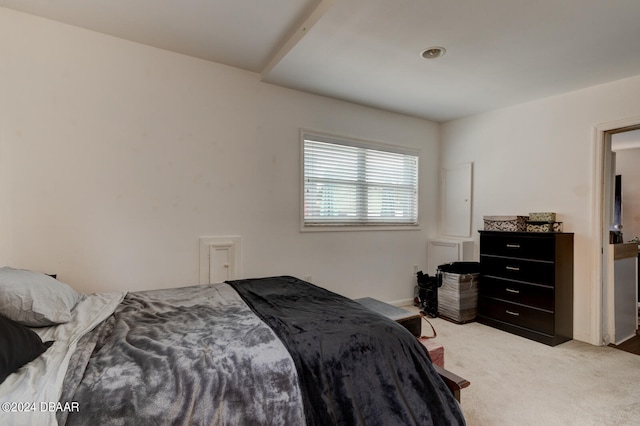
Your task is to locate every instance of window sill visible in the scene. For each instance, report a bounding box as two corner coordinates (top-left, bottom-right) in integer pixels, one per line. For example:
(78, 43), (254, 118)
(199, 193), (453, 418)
(300, 224), (421, 233)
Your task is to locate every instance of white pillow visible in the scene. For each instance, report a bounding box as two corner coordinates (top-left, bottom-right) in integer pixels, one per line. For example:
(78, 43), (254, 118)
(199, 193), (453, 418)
(0, 267), (83, 326)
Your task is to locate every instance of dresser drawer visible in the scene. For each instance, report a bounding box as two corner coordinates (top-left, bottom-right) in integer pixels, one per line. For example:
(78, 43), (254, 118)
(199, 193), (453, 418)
(481, 255), (555, 285)
(480, 234), (555, 261)
(480, 277), (554, 311)
(478, 297), (554, 335)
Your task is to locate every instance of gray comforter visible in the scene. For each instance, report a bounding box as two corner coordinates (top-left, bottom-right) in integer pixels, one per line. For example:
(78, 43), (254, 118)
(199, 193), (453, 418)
(58, 283), (305, 425)
(58, 278), (465, 425)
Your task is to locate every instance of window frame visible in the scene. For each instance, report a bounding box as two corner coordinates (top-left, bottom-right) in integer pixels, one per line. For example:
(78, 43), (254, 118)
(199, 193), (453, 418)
(300, 129), (420, 232)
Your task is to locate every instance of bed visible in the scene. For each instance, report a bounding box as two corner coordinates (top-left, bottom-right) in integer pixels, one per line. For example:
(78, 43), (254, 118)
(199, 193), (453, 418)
(0, 268), (465, 425)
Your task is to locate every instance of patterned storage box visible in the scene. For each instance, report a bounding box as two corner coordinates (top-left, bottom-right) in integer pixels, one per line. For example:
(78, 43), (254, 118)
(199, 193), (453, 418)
(483, 215), (528, 232)
(526, 221), (564, 232)
(529, 212), (556, 222)
(526, 222), (553, 232)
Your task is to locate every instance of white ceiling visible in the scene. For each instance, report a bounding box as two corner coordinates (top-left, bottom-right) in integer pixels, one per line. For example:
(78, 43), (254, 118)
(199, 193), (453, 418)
(612, 129), (640, 151)
(2, 0), (640, 123)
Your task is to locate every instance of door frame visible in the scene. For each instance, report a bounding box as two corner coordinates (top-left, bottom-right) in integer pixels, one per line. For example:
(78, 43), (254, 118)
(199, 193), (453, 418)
(592, 115), (640, 345)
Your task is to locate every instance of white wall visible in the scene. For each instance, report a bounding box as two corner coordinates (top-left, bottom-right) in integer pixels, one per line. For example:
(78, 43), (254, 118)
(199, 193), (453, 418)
(441, 73), (640, 344)
(0, 8), (440, 301)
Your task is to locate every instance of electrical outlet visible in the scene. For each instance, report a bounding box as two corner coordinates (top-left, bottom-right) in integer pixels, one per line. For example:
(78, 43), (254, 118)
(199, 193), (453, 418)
(304, 275), (312, 282)
(413, 265), (419, 273)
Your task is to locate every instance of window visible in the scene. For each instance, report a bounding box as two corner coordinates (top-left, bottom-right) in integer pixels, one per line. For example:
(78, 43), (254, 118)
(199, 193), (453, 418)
(302, 131), (419, 229)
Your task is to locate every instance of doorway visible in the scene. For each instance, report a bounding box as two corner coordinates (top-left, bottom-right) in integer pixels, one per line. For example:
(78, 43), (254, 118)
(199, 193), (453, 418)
(608, 129), (640, 354)
(594, 117), (640, 347)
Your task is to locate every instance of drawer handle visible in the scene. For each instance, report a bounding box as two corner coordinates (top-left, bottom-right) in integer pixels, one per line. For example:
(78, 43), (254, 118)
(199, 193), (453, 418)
(505, 266), (520, 271)
(506, 243), (520, 248)
(505, 288), (520, 294)
(506, 310), (520, 316)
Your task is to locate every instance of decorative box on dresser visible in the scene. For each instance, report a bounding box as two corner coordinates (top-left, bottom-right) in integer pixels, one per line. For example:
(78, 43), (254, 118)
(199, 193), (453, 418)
(478, 231), (574, 346)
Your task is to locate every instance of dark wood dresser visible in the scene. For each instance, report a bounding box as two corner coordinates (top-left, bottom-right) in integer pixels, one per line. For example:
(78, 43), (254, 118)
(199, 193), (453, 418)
(478, 231), (574, 346)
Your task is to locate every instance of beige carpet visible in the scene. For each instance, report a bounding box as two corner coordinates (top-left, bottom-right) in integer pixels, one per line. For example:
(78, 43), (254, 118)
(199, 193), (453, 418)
(403, 307), (640, 425)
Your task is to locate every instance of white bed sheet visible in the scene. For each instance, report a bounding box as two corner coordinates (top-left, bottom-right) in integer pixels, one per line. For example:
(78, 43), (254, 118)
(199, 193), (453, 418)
(0, 292), (126, 426)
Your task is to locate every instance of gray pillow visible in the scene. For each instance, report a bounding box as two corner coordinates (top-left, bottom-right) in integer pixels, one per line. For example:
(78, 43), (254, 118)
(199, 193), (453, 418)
(0, 267), (82, 327)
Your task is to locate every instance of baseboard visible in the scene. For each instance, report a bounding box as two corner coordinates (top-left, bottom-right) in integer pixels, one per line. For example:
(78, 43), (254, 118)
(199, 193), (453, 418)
(387, 298), (414, 307)
(573, 331), (598, 346)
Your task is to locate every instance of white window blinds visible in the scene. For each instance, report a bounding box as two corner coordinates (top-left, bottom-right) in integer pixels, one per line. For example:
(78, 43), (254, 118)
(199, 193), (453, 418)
(303, 132), (419, 227)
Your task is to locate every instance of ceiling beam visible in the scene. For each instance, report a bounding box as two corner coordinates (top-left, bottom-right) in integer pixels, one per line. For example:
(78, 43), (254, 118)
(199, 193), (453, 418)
(260, 0), (336, 78)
